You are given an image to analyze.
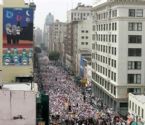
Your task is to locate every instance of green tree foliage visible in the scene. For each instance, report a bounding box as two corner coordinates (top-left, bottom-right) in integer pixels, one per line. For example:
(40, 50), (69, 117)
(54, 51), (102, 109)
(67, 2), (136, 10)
(34, 46), (42, 53)
(48, 51), (60, 61)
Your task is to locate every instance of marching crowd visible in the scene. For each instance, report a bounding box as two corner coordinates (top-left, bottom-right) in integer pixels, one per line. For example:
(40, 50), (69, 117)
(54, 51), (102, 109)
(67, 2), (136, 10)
(34, 56), (139, 125)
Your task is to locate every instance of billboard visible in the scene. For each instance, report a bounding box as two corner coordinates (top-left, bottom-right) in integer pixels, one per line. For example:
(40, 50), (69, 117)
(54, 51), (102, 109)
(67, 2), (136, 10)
(80, 56), (85, 78)
(3, 8), (33, 66)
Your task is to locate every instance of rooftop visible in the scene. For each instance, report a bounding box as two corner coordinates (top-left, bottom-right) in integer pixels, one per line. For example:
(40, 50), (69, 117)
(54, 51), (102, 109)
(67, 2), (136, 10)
(130, 93), (145, 104)
(0, 83), (38, 92)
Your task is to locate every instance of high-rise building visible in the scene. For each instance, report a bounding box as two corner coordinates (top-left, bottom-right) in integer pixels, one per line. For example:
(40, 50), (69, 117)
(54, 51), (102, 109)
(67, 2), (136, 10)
(67, 3), (92, 23)
(91, 0), (145, 115)
(34, 27), (42, 46)
(72, 19), (93, 74)
(43, 13), (54, 49)
(0, 0), (35, 82)
(65, 3), (92, 73)
(50, 20), (67, 63)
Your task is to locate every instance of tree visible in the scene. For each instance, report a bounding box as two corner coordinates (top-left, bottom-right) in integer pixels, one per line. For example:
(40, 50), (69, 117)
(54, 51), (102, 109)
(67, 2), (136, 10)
(34, 46), (42, 53)
(48, 51), (60, 61)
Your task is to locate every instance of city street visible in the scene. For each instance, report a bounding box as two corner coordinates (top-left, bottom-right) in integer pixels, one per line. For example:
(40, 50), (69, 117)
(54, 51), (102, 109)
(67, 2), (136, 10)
(34, 55), (127, 125)
(39, 59), (97, 124)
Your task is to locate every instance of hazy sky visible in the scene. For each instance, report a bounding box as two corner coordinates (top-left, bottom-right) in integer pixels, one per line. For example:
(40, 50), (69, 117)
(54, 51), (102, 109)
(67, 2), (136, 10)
(0, 0), (93, 29)
(32, 0), (93, 29)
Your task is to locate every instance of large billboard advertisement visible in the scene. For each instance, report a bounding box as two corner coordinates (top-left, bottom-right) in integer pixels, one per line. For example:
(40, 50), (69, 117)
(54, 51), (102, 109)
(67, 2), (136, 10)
(3, 8), (33, 66)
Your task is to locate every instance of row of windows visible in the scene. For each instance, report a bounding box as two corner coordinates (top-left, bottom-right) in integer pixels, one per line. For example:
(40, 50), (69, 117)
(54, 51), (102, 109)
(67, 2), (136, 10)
(129, 101), (144, 119)
(92, 61), (117, 82)
(128, 48), (141, 57)
(128, 74), (141, 84)
(96, 9), (117, 20)
(92, 55), (117, 69)
(81, 42), (88, 45)
(95, 44), (117, 56)
(81, 30), (88, 33)
(128, 88), (141, 94)
(96, 34), (117, 43)
(92, 72), (116, 96)
(72, 12), (90, 17)
(129, 9), (143, 17)
(96, 23), (117, 31)
(128, 35), (142, 43)
(72, 17), (87, 21)
(128, 22), (142, 31)
(81, 36), (89, 39)
(128, 61), (141, 70)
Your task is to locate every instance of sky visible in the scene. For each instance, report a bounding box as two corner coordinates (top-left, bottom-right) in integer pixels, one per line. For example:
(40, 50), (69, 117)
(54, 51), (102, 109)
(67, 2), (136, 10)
(32, 0), (93, 30)
(0, 0), (93, 29)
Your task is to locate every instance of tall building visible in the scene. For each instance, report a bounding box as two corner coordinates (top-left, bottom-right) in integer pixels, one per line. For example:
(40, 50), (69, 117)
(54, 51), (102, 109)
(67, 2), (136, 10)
(34, 27), (42, 46)
(65, 3), (92, 73)
(43, 13), (54, 49)
(91, 0), (145, 115)
(0, 0), (35, 82)
(67, 3), (92, 23)
(50, 20), (67, 63)
(72, 19), (93, 74)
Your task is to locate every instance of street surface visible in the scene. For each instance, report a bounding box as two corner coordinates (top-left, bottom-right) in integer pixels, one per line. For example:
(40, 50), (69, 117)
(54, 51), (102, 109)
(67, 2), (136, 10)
(34, 55), (127, 125)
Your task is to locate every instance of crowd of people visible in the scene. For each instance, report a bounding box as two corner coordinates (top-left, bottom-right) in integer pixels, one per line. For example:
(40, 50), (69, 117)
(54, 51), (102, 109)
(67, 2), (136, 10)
(34, 56), (137, 125)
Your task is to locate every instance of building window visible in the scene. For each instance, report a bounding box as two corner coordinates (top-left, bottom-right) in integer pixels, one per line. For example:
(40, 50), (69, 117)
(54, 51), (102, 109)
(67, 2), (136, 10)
(128, 22), (142, 31)
(86, 42), (88, 45)
(129, 101), (131, 109)
(128, 88), (141, 94)
(92, 34), (95, 40)
(115, 23), (117, 30)
(129, 9), (143, 17)
(112, 10), (117, 17)
(138, 106), (140, 116)
(128, 48), (141, 56)
(129, 9), (135, 17)
(81, 36), (84, 39)
(136, 9), (143, 17)
(135, 105), (137, 113)
(128, 35), (142, 43)
(81, 30), (84, 33)
(81, 42), (84, 45)
(114, 86), (116, 96)
(142, 109), (144, 119)
(92, 25), (95, 31)
(128, 61), (141, 70)
(132, 102), (134, 111)
(128, 74), (141, 84)
(86, 36), (88, 39)
(112, 23), (114, 30)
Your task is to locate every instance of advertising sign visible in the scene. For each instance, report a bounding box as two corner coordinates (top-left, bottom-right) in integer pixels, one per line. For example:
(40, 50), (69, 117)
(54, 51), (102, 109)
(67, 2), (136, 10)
(3, 8), (33, 66)
(80, 56), (84, 78)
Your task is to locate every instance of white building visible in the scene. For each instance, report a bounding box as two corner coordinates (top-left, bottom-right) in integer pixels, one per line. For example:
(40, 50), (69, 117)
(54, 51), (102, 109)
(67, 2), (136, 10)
(0, 83), (37, 125)
(51, 20), (67, 52)
(65, 4), (93, 73)
(92, 0), (145, 115)
(47, 20), (67, 64)
(128, 93), (145, 123)
(73, 19), (93, 74)
(67, 3), (92, 23)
